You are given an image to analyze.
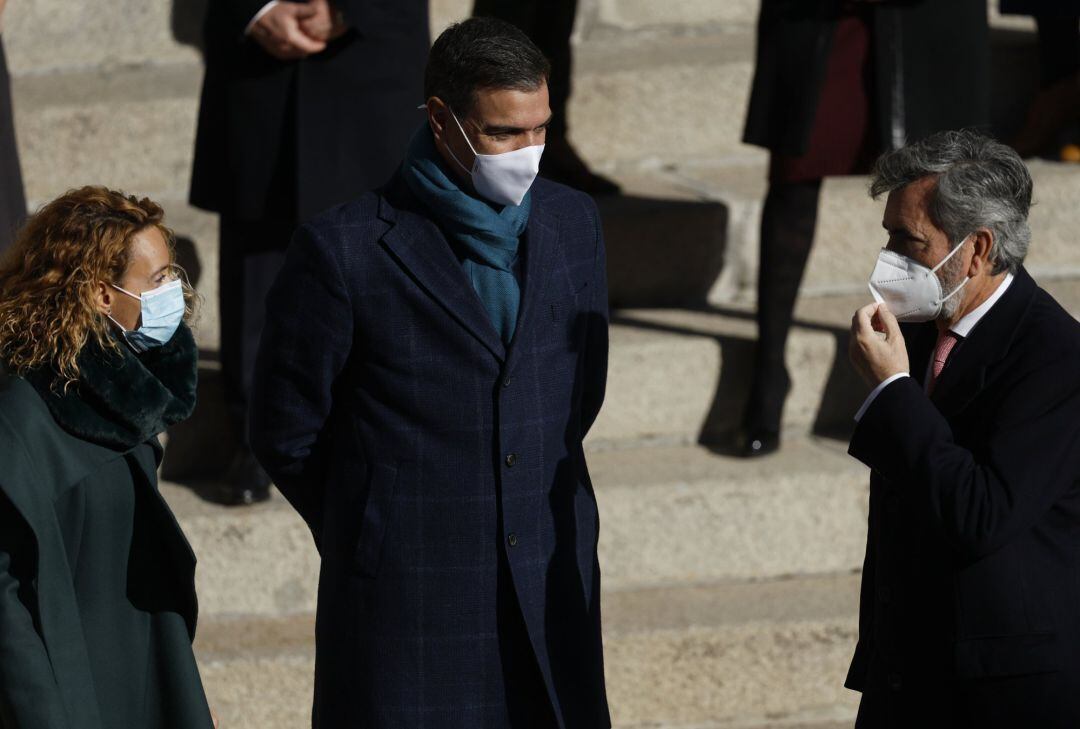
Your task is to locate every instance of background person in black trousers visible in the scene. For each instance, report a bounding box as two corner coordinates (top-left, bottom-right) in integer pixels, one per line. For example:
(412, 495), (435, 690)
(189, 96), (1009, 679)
(473, 0), (619, 195)
(1001, 0), (1080, 158)
(189, 0), (429, 503)
(739, 0), (990, 456)
(0, 0), (26, 256)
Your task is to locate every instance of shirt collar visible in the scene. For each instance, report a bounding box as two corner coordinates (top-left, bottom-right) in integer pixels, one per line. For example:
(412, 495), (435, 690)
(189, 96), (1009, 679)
(950, 272), (1014, 338)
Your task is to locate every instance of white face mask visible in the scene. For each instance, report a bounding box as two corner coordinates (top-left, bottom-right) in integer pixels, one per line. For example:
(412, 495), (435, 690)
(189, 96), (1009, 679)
(867, 235), (972, 322)
(446, 109), (544, 207)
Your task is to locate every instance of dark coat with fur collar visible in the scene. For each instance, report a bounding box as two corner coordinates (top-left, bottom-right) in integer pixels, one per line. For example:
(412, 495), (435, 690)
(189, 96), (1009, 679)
(0, 325), (211, 729)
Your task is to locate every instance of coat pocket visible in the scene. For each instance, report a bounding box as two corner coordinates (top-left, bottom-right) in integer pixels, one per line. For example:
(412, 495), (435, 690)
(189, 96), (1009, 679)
(353, 461), (399, 578)
(954, 631), (1063, 678)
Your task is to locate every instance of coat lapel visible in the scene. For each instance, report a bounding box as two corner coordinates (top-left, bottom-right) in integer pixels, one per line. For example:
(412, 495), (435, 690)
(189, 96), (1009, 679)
(504, 195), (560, 376)
(930, 268), (1037, 417)
(377, 186), (507, 362)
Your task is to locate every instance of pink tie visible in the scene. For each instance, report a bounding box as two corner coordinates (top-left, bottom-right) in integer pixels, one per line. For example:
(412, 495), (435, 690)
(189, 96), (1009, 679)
(928, 331), (960, 394)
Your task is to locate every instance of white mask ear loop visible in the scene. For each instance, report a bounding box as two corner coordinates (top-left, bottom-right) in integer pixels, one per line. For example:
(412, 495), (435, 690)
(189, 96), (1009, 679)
(445, 108), (478, 176)
(932, 234), (973, 305)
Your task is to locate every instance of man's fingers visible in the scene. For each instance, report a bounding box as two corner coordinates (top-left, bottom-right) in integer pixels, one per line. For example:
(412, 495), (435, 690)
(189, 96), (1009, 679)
(852, 303), (877, 337)
(285, 23), (328, 54)
(289, 2), (321, 19)
(876, 305), (902, 341)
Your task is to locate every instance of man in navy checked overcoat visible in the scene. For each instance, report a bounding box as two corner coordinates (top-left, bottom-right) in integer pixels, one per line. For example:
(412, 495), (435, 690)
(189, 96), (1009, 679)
(251, 18), (611, 729)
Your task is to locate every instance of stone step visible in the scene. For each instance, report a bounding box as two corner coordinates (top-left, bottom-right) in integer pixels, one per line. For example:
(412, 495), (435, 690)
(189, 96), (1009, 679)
(192, 573), (861, 729)
(638, 159), (1080, 307)
(162, 437), (869, 617)
(166, 272), (1080, 481)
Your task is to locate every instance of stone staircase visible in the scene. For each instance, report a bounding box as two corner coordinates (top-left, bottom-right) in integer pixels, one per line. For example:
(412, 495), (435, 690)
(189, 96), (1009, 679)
(7, 1), (1080, 727)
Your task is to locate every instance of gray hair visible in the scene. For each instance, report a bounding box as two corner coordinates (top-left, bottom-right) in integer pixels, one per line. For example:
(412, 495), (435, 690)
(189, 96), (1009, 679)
(869, 130), (1033, 275)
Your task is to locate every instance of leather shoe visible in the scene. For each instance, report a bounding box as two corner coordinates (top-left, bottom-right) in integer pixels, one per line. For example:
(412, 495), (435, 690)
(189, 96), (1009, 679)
(220, 448), (272, 506)
(740, 430), (780, 458)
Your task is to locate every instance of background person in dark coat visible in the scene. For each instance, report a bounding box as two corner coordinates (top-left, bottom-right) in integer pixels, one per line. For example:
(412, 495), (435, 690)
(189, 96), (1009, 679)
(846, 131), (1080, 728)
(250, 18), (610, 728)
(189, 0), (429, 504)
(738, 0), (990, 456)
(0, 188), (214, 728)
(0, 0), (26, 255)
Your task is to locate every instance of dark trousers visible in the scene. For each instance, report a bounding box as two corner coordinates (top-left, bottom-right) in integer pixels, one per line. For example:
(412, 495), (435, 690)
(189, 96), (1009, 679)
(1036, 15), (1080, 87)
(0, 36), (26, 256)
(218, 217), (293, 446)
(472, 0), (577, 139)
(743, 180), (822, 434)
(856, 671), (1080, 729)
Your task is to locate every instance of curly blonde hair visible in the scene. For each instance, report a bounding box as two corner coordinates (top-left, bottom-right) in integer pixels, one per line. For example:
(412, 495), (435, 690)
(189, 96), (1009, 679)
(0, 186), (196, 387)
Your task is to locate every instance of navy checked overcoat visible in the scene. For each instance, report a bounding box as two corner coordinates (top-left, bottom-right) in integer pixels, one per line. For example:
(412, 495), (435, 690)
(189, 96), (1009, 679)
(250, 174), (611, 728)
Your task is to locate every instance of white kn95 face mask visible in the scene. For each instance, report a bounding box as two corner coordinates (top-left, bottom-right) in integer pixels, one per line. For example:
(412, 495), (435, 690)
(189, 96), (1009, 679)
(867, 235), (972, 322)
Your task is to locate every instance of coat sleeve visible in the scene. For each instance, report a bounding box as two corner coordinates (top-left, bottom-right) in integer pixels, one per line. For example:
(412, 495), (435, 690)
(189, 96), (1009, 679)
(250, 223), (354, 535)
(0, 488), (69, 728)
(580, 196), (609, 438)
(849, 358), (1080, 562)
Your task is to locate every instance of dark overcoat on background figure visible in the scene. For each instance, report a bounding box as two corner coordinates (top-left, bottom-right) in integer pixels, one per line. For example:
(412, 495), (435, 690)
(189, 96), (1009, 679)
(847, 269), (1080, 728)
(744, 0), (991, 156)
(250, 174), (611, 728)
(189, 0), (430, 222)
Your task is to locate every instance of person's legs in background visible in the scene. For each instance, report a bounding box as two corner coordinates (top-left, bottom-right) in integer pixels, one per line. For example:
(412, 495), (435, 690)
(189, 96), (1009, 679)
(0, 35), (26, 255)
(218, 218), (292, 505)
(473, 0), (620, 195)
(740, 179), (822, 456)
(1011, 14), (1080, 158)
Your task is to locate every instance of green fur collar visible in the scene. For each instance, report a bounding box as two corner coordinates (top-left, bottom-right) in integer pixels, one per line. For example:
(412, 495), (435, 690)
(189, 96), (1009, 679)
(26, 324), (198, 452)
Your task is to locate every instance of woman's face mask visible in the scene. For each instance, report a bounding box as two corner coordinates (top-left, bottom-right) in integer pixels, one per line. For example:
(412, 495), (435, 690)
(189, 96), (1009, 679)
(108, 278), (186, 353)
(867, 235), (972, 322)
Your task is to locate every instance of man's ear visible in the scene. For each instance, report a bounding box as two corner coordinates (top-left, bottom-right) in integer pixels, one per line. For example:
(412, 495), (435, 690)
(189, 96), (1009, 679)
(970, 228), (995, 277)
(95, 282), (113, 316)
(427, 97), (450, 144)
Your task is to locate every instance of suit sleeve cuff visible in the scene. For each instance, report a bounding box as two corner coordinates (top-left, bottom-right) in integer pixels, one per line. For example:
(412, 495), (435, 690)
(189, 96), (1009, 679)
(854, 372), (910, 423)
(246, 0), (280, 34)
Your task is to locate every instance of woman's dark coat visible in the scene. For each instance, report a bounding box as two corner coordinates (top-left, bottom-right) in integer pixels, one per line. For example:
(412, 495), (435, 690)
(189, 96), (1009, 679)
(0, 326), (211, 729)
(744, 0), (991, 156)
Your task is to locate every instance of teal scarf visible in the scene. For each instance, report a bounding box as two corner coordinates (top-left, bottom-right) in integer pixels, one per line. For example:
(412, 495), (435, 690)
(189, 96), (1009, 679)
(401, 124), (530, 343)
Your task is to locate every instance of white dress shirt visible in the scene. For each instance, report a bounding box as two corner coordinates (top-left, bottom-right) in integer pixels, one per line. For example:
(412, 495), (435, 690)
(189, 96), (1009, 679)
(854, 272), (1015, 422)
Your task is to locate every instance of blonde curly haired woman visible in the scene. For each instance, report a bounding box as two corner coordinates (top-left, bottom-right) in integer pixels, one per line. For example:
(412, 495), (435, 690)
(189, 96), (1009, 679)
(0, 187), (217, 728)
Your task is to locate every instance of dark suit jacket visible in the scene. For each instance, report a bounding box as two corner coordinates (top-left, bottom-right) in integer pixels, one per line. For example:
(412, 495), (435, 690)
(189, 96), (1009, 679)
(249, 175), (611, 728)
(743, 0), (989, 156)
(846, 268), (1080, 728)
(189, 0), (429, 222)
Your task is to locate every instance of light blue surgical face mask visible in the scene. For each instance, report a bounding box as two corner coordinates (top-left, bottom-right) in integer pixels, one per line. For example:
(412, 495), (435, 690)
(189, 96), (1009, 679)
(108, 278), (186, 353)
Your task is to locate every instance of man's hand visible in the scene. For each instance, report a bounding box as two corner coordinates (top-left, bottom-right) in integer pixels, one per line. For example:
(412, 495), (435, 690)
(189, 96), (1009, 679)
(849, 303), (910, 387)
(299, 0), (349, 43)
(250, 2), (328, 61)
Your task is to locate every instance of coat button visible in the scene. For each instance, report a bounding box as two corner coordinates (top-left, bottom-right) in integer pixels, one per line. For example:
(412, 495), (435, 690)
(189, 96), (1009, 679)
(505, 453), (518, 467)
(888, 673), (903, 691)
(508, 533), (518, 547)
(502, 376), (512, 388)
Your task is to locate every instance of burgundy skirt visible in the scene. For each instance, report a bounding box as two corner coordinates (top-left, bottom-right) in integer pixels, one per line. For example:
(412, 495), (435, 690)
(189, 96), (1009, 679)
(769, 14), (878, 184)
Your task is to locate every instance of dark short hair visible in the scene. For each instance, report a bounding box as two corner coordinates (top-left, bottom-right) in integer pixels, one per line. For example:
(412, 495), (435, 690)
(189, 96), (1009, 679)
(425, 17), (551, 116)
